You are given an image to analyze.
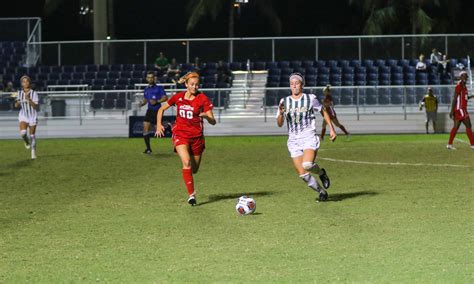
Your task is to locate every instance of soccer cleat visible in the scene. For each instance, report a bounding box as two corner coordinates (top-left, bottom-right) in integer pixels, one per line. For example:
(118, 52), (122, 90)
(187, 196), (197, 206)
(143, 149), (152, 154)
(318, 189), (328, 202)
(319, 168), (330, 189)
(471, 145), (474, 149)
(31, 149), (36, 160)
(446, 144), (456, 150)
(24, 141), (30, 150)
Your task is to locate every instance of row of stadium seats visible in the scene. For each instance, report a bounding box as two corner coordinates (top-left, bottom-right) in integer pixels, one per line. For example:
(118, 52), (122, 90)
(265, 87), (454, 106)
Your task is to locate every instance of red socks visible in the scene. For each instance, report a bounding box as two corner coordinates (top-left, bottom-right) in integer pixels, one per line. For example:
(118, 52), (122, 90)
(448, 127), (457, 145)
(466, 127), (474, 145)
(182, 168), (195, 196)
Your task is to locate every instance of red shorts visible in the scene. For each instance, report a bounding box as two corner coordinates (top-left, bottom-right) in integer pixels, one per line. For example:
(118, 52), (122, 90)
(454, 109), (470, 121)
(172, 135), (205, 155)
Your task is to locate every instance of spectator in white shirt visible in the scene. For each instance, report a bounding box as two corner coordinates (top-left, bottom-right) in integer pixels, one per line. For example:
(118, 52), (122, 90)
(416, 54), (427, 71)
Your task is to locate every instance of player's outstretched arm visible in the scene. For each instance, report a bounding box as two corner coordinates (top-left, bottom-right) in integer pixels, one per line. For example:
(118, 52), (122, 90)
(199, 110), (216, 125)
(449, 92), (458, 118)
(155, 102), (171, 137)
(321, 108), (337, 141)
(158, 95), (168, 103)
(276, 103), (285, 127)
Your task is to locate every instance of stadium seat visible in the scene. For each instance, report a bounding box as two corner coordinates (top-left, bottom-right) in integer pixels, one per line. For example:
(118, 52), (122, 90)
(278, 61), (290, 69)
(253, 61), (266, 70)
(230, 62), (242, 71)
(306, 67), (317, 75)
(290, 61), (302, 68)
(398, 59), (410, 67)
(349, 60), (361, 67)
(375, 59), (386, 67)
(315, 60), (326, 68)
(327, 60), (338, 68)
(266, 62), (278, 69)
(338, 60), (350, 68)
(302, 60), (314, 69)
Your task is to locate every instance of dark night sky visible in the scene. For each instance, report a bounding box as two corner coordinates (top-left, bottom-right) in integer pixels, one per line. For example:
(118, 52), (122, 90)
(1, 0), (474, 41)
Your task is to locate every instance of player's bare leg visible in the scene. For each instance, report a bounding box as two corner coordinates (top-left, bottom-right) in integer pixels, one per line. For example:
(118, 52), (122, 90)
(29, 125), (37, 159)
(190, 154), (202, 174)
(462, 117), (474, 147)
(320, 120), (327, 140)
(143, 121), (152, 154)
(176, 144), (197, 205)
(302, 149), (330, 189)
(447, 120), (462, 149)
(332, 117), (349, 136)
(292, 151), (328, 202)
(19, 121), (30, 149)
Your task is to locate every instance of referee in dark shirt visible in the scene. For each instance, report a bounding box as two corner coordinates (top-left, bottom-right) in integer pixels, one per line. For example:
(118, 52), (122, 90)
(139, 71), (168, 154)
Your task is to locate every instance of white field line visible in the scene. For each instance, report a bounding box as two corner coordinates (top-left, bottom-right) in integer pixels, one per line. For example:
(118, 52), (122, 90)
(454, 138), (469, 144)
(319, 157), (470, 168)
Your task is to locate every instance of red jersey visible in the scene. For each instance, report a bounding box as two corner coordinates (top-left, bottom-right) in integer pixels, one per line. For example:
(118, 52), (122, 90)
(167, 92), (214, 138)
(454, 81), (468, 111)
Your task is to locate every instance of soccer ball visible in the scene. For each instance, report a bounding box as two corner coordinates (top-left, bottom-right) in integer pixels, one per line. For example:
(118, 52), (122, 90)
(235, 196), (256, 215)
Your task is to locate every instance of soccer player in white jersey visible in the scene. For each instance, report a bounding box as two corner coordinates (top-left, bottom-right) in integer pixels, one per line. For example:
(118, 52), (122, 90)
(276, 73), (337, 201)
(14, 75), (39, 159)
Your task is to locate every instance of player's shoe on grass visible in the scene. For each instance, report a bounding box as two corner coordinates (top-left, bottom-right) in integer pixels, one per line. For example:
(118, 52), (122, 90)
(187, 196), (197, 206)
(24, 141), (30, 150)
(319, 168), (330, 189)
(31, 149), (36, 160)
(143, 149), (152, 154)
(446, 144), (456, 150)
(317, 189), (328, 202)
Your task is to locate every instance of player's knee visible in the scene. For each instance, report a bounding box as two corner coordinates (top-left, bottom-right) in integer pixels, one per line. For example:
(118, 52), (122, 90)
(182, 160), (192, 169)
(20, 129), (27, 137)
(302, 162), (314, 171)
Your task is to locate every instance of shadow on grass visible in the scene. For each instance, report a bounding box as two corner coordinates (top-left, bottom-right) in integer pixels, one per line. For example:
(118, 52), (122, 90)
(198, 191), (276, 206)
(327, 190), (378, 202)
(3, 159), (33, 170)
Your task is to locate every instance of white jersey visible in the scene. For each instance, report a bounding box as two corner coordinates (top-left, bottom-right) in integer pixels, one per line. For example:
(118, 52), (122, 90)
(277, 93), (323, 138)
(18, 89), (39, 126)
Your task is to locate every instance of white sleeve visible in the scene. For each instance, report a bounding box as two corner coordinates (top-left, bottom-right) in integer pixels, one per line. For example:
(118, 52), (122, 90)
(32, 91), (39, 104)
(311, 95), (322, 112)
(275, 98), (284, 118)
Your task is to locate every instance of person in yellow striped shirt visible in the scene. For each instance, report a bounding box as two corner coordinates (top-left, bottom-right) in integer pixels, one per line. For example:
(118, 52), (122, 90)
(419, 87), (438, 134)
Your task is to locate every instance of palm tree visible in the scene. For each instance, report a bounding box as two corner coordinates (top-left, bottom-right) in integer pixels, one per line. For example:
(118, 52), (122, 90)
(186, 0), (281, 38)
(349, 0), (445, 57)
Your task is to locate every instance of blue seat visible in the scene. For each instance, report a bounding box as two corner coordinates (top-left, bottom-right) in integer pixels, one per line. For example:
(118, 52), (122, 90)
(342, 73), (354, 81)
(75, 65), (86, 73)
(290, 61), (302, 68)
(87, 64), (98, 72)
(379, 73), (390, 81)
(294, 67), (306, 75)
(302, 60), (314, 69)
(230, 62), (242, 71)
(268, 75), (280, 83)
(327, 60), (338, 68)
(375, 59), (386, 67)
(278, 61), (290, 69)
(281, 68), (293, 76)
(349, 60), (361, 67)
(315, 60), (326, 68)
(398, 59), (410, 67)
(338, 60), (350, 67)
(330, 67), (342, 75)
(392, 80), (404, 85)
(342, 66), (354, 74)
(319, 67), (330, 75)
(366, 89), (377, 104)
(391, 73), (403, 81)
(341, 89), (353, 105)
(367, 66), (378, 74)
(110, 64), (122, 72)
(342, 80), (354, 86)
(84, 72), (96, 80)
(379, 80), (391, 86)
(266, 62), (278, 69)
(355, 80), (366, 86)
(367, 73), (378, 81)
(49, 73), (60, 80)
(404, 66), (416, 74)
(379, 66), (391, 74)
(391, 66), (403, 74)
(386, 59), (398, 67)
(268, 68), (281, 76)
(306, 67), (317, 75)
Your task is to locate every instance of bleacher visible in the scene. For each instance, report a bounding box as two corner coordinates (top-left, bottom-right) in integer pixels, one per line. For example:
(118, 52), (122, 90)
(0, 40), (465, 111)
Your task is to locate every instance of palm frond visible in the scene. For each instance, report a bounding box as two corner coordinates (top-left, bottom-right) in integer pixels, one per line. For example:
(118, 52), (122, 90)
(363, 6), (397, 35)
(186, 0), (226, 32)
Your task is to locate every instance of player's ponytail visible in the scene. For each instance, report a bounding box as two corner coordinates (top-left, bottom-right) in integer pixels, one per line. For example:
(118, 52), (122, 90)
(323, 84), (331, 95)
(178, 72), (200, 84)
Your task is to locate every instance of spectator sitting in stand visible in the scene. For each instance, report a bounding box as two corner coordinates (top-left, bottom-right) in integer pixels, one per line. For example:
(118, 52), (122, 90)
(415, 54), (427, 72)
(440, 54), (451, 75)
(430, 48), (443, 73)
(166, 58), (181, 82)
(217, 60), (232, 84)
(154, 52), (169, 74)
(192, 57), (201, 72)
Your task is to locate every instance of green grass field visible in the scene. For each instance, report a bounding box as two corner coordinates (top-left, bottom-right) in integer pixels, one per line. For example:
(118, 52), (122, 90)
(1, 134), (473, 282)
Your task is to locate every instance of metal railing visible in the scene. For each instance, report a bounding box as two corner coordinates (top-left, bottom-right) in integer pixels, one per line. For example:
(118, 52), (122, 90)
(1, 85), (468, 125)
(26, 33), (474, 66)
(0, 17), (42, 66)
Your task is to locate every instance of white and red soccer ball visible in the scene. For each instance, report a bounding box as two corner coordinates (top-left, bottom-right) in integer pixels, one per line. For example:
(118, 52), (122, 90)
(235, 196), (256, 215)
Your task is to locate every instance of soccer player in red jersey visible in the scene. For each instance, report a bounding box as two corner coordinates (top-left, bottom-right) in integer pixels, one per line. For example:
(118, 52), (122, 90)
(155, 72), (216, 205)
(320, 85), (350, 140)
(447, 71), (474, 149)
